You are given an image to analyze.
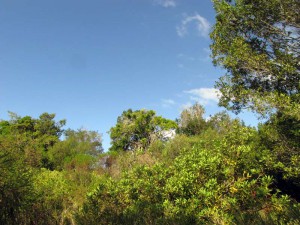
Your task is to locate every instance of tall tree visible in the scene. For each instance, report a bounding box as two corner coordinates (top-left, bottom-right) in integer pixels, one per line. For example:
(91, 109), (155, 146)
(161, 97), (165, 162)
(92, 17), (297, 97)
(211, 0), (300, 201)
(211, 0), (300, 118)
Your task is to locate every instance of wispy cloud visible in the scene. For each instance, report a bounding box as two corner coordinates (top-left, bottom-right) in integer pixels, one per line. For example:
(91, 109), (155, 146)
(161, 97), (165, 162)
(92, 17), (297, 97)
(155, 0), (176, 8)
(185, 88), (221, 105)
(176, 13), (211, 38)
(161, 99), (176, 108)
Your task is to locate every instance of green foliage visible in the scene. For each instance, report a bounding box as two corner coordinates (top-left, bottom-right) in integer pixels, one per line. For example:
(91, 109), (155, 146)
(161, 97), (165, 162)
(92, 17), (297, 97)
(49, 129), (103, 170)
(0, 112), (104, 224)
(211, 0), (300, 209)
(177, 104), (242, 138)
(76, 164), (169, 225)
(29, 169), (102, 224)
(109, 109), (177, 152)
(1, 1), (300, 224)
(211, 0), (300, 118)
(31, 169), (72, 224)
(77, 121), (300, 224)
(34, 113), (66, 138)
(1, 108), (299, 224)
(207, 111), (240, 134)
(0, 139), (35, 225)
(0, 112), (65, 169)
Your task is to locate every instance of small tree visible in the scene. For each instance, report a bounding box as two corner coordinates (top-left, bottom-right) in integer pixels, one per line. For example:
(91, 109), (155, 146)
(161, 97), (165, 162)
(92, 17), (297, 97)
(177, 103), (208, 136)
(49, 129), (103, 170)
(109, 109), (177, 152)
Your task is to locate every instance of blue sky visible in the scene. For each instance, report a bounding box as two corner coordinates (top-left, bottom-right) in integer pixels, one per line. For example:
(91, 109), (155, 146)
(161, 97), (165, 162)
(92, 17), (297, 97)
(0, 0), (258, 150)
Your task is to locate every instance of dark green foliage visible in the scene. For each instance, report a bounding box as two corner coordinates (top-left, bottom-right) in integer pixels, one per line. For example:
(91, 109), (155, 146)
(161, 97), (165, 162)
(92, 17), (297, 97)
(258, 112), (300, 201)
(0, 112), (65, 140)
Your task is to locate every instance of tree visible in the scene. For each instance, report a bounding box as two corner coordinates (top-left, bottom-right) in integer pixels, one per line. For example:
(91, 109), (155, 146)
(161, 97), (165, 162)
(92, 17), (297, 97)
(0, 137), (35, 224)
(48, 129), (103, 170)
(211, 0), (300, 202)
(109, 109), (177, 152)
(177, 103), (208, 136)
(0, 112), (65, 139)
(211, 0), (300, 118)
(206, 111), (246, 136)
(0, 112), (65, 168)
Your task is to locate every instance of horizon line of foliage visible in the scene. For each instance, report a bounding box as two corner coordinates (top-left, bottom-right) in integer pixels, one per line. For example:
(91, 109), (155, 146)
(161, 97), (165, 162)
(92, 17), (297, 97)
(0, 103), (299, 224)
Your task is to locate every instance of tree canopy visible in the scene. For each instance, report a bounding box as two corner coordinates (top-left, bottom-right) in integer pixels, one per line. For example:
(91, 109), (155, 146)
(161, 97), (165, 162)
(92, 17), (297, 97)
(211, 0), (300, 118)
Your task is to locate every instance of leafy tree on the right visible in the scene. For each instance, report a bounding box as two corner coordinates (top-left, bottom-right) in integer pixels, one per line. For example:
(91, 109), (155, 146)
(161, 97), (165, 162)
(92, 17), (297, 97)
(211, 0), (299, 118)
(211, 0), (300, 201)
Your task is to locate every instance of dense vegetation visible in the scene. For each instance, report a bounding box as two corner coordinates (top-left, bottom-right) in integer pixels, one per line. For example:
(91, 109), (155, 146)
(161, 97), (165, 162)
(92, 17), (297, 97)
(1, 0), (299, 224)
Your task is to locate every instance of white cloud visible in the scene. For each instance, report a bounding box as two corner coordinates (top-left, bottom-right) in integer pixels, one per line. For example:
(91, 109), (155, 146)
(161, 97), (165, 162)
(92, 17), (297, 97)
(155, 0), (176, 8)
(176, 13), (211, 38)
(161, 99), (176, 108)
(185, 88), (221, 105)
